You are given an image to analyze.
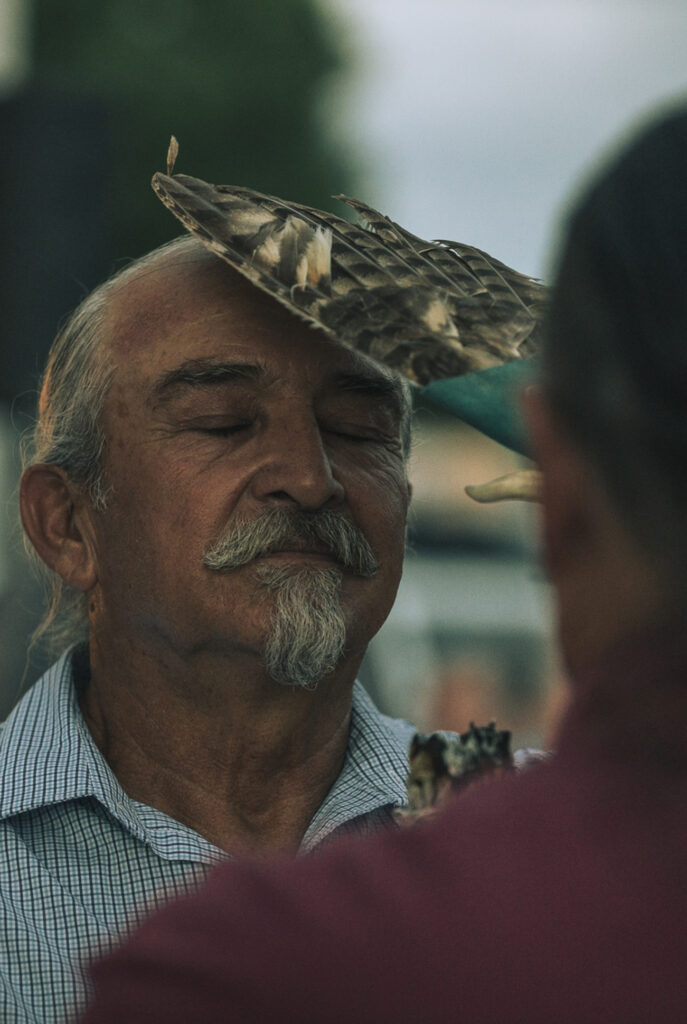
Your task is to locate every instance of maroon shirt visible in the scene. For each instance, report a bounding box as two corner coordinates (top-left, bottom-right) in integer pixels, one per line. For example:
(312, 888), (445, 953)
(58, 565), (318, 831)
(83, 632), (687, 1023)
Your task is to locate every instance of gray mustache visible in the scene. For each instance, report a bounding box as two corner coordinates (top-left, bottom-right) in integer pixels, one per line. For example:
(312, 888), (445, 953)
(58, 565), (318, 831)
(203, 508), (380, 578)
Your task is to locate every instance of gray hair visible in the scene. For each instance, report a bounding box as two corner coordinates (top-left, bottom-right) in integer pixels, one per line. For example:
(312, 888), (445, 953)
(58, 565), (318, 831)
(22, 236), (414, 654)
(21, 235), (205, 654)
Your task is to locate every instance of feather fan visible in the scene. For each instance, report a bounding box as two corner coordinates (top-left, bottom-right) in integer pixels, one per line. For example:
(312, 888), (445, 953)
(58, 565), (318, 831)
(152, 138), (546, 474)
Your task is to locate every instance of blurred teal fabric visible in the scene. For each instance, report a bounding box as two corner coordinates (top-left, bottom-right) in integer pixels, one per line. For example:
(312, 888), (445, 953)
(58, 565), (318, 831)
(421, 358), (539, 457)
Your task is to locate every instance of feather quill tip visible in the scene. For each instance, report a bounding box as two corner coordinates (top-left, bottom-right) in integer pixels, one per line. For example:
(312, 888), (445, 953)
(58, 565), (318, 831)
(166, 136), (179, 176)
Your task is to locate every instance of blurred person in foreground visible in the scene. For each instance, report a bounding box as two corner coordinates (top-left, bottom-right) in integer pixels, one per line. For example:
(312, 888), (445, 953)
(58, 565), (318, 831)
(83, 105), (687, 1023)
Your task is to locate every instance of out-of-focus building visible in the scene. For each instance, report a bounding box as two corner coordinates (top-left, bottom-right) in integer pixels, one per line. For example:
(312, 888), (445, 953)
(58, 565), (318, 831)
(361, 410), (565, 751)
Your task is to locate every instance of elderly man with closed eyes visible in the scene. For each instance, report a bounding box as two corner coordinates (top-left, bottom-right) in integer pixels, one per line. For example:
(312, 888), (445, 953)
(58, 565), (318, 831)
(1, 232), (422, 1022)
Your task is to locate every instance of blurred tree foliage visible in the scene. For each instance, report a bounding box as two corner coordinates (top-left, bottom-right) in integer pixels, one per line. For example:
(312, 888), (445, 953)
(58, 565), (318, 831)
(32, 0), (357, 261)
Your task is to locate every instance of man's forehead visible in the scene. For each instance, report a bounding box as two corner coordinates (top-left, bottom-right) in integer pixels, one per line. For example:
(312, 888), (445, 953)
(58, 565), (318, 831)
(104, 245), (246, 355)
(103, 242), (401, 396)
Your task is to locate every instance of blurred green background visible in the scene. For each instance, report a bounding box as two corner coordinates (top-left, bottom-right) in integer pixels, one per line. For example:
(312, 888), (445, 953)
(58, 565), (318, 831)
(32, 0), (358, 260)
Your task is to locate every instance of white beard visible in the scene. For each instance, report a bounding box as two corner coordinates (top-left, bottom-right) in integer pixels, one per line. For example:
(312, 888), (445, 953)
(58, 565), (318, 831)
(255, 564), (347, 690)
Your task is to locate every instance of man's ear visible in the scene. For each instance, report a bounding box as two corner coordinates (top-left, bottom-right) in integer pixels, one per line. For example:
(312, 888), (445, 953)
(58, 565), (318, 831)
(20, 465), (98, 592)
(521, 387), (592, 577)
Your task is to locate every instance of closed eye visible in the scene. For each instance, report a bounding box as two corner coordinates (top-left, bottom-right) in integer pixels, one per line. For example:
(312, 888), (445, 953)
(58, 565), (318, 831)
(196, 423), (251, 438)
(324, 425), (389, 444)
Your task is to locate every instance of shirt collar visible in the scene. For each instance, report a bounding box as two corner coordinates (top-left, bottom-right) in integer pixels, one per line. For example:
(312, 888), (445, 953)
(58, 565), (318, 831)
(0, 647), (147, 839)
(0, 650), (414, 849)
(300, 682), (414, 851)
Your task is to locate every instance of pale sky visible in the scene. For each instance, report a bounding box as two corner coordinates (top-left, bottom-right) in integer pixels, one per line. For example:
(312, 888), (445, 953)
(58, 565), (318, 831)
(323, 0), (687, 279)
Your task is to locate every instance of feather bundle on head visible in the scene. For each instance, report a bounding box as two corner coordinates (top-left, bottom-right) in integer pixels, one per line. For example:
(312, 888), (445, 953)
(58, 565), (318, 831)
(152, 138), (546, 497)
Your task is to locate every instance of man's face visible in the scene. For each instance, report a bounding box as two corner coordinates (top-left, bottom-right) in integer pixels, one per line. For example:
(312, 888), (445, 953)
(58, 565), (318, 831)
(90, 247), (410, 677)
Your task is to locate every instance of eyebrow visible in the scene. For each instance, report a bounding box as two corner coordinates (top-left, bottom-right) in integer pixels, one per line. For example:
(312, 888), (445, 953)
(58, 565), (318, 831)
(151, 357), (405, 412)
(152, 359), (263, 402)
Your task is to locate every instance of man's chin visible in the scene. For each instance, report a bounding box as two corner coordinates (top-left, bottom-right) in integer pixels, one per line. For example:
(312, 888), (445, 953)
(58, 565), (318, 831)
(256, 563), (347, 689)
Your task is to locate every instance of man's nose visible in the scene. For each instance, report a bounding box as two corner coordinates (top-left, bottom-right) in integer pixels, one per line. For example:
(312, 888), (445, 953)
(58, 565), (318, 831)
(250, 411), (345, 510)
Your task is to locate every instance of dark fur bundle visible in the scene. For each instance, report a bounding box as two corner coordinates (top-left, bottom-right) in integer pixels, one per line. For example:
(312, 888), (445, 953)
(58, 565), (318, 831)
(401, 723), (513, 819)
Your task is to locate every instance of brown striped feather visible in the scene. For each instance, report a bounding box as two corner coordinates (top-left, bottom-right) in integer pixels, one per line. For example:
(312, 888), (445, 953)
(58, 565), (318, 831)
(151, 146), (547, 387)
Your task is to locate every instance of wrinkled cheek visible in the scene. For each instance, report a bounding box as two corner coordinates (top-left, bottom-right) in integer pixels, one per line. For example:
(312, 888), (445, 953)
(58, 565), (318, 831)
(376, 488), (411, 556)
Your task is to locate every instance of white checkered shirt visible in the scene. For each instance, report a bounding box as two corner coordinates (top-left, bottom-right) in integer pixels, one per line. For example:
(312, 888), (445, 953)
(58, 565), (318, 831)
(0, 648), (415, 1023)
